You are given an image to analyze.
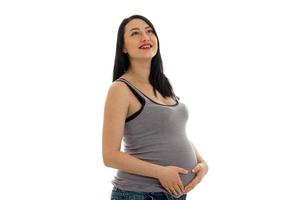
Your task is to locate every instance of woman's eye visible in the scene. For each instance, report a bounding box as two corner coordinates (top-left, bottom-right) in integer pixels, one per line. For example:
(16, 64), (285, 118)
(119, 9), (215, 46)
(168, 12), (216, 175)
(131, 30), (153, 36)
(131, 32), (139, 36)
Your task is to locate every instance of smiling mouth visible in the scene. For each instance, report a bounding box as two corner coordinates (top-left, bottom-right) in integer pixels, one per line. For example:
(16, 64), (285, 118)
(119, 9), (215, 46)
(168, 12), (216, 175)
(139, 44), (152, 49)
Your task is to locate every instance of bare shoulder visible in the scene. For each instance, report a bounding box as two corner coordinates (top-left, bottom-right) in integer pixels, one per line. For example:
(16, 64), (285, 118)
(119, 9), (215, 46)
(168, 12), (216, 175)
(105, 80), (130, 110)
(107, 80), (131, 100)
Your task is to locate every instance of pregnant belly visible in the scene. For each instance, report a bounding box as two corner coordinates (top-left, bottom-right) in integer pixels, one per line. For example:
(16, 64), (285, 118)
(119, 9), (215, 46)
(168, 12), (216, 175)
(162, 140), (198, 186)
(130, 139), (198, 186)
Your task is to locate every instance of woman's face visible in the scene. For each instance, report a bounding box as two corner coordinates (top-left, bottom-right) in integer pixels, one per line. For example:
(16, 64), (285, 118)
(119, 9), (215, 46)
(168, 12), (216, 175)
(123, 18), (158, 60)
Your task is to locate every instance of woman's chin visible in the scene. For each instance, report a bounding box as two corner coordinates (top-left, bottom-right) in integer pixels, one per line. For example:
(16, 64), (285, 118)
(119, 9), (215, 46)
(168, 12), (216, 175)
(134, 55), (155, 60)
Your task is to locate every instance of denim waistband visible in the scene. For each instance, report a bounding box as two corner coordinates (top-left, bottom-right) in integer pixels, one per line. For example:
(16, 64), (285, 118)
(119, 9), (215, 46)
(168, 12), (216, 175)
(112, 186), (187, 199)
(113, 186), (167, 196)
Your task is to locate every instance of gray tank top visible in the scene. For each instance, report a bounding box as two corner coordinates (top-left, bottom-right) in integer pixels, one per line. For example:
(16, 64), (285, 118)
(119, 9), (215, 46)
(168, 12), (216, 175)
(111, 78), (198, 198)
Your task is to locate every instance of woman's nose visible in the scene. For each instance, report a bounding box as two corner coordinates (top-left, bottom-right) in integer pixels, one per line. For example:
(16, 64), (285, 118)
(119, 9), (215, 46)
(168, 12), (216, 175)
(141, 32), (150, 41)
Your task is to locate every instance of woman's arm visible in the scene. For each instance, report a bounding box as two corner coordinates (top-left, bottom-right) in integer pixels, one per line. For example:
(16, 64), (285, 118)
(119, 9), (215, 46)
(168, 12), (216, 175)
(184, 142), (208, 193)
(191, 142), (208, 168)
(102, 81), (163, 179)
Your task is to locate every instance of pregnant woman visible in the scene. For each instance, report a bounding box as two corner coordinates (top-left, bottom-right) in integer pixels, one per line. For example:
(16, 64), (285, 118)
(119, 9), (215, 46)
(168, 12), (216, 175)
(102, 14), (208, 200)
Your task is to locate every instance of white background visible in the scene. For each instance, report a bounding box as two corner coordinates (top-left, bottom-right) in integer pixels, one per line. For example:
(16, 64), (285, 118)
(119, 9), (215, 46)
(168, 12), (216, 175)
(0, 0), (299, 199)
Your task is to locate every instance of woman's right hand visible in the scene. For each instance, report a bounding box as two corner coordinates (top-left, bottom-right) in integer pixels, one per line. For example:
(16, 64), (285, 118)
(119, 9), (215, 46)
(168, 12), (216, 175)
(157, 166), (189, 196)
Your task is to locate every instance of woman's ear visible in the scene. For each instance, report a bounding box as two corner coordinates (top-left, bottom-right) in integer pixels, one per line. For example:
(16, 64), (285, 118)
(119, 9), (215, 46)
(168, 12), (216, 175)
(122, 48), (127, 54)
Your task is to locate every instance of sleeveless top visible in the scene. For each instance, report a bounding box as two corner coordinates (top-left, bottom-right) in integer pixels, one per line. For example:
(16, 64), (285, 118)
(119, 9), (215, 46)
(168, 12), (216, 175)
(111, 77), (198, 198)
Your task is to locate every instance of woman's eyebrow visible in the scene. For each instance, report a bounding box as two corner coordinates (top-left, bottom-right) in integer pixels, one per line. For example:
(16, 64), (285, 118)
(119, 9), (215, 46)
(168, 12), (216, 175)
(129, 26), (151, 32)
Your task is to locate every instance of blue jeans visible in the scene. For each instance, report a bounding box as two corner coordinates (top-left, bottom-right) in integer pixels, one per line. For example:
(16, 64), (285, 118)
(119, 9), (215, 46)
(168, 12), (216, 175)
(110, 186), (187, 200)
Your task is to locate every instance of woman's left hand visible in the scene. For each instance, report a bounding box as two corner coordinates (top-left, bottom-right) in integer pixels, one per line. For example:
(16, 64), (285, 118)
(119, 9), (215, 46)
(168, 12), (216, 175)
(184, 162), (208, 193)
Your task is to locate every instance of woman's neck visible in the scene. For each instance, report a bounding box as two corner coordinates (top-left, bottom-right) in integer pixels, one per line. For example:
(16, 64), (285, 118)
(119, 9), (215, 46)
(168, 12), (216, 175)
(125, 60), (151, 84)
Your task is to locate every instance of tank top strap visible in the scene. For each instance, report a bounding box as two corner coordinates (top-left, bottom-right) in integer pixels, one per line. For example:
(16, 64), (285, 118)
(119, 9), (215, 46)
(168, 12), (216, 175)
(115, 78), (147, 104)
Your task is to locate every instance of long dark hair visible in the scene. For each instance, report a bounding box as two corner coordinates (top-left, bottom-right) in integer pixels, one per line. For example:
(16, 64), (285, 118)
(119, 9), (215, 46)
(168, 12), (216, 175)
(112, 14), (177, 99)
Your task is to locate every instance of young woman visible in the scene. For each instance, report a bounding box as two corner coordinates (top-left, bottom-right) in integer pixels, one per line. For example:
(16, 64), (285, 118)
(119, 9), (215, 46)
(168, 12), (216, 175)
(102, 14), (208, 200)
